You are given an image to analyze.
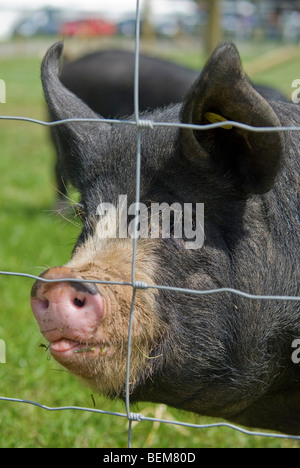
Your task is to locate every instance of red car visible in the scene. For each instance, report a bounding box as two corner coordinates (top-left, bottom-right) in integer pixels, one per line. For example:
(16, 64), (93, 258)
(60, 19), (116, 37)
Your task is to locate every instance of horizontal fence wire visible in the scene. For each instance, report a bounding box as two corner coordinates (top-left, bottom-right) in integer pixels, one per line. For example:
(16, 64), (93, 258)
(1, 0), (300, 448)
(1, 270), (300, 302)
(2, 114), (300, 133)
(2, 396), (300, 442)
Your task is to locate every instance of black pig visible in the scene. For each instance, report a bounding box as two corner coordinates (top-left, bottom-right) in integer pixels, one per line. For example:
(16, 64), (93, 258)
(60, 49), (198, 117)
(31, 41), (300, 435)
(54, 49), (287, 200)
(59, 48), (288, 118)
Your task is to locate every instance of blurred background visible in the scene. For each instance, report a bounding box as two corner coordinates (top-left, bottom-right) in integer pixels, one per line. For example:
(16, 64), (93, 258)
(1, 0), (300, 92)
(1, 0), (300, 53)
(0, 0), (300, 449)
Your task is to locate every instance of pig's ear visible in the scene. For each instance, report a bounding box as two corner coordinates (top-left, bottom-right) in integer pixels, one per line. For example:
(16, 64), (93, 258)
(180, 43), (284, 195)
(41, 41), (111, 191)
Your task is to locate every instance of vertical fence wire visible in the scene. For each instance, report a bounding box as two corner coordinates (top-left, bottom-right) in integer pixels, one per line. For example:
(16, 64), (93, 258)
(126, 0), (142, 448)
(0, 0), (300, 448)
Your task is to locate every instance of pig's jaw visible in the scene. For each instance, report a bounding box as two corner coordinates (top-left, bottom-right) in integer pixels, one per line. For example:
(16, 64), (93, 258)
(45, 331), (156, 399)
(40, 316), (128, 396)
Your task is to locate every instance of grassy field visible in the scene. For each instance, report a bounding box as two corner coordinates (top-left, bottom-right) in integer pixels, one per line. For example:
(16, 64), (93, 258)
(0, 38), (299, 448)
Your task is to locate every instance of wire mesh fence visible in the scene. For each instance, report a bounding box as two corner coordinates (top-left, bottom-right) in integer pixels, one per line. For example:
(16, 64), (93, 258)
(1, 0), (300, 448)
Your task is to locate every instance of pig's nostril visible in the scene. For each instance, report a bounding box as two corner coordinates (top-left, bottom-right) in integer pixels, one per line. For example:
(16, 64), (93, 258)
(42, 299), (49, 310)
(73, 297), (86, 308)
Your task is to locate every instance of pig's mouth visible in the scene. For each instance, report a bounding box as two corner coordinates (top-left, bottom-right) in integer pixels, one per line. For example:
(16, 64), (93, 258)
(40, 327), (112, 361)
(49, 338), (110, 357)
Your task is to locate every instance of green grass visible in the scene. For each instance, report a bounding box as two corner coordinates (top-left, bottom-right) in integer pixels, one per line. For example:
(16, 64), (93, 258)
(250, 58), (298, 97)
(0, 40), (299, 448)
(160, 41), (297, 98)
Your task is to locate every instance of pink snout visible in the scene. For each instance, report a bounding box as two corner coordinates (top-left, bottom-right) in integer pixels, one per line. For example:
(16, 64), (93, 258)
(30, 267), (105, 352)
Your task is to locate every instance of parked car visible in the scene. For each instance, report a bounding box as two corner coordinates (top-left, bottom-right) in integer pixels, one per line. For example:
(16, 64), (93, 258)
(14, 9), (62, 37)
(60, 19), (116, 37)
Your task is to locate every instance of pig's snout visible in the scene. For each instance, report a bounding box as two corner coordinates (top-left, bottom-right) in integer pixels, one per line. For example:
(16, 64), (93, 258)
(30, 267), (106, 353)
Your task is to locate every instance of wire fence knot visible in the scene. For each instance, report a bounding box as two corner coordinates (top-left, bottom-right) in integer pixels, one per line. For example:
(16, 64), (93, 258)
(133, 281), (148, 290)
(136, 119), (154, 130)
(128, 412), (143, 422)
